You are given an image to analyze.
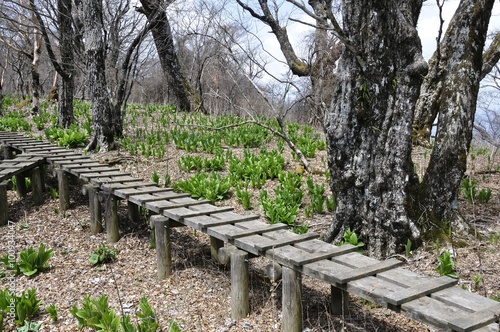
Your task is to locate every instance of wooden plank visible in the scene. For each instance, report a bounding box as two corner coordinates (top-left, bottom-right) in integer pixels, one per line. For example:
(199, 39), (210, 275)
(266, 244), (358, 268)
(129, 191), (192, 206)
(80, 171), (131, 181)
(162, 205), (234, 222)
(113, 186), (172, 199)
(101, 181), (153, 190)
(226, 223), (289, 240)
(69, 166), (120, 174)
(47, 153), (88, 161)
(431, 285), (500, 314)
(145, 198), (208, 213)
(384, 276), (457, 306)
(254, 232), (320, 252)
(90, 175), (142, 186)
(332, 259), (404, 284)
(183, 213), (260, 231)
(448, 303), (500, 332)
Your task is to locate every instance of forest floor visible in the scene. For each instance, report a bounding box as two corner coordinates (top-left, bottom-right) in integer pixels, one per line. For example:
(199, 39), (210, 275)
(1, 123), (500, 331)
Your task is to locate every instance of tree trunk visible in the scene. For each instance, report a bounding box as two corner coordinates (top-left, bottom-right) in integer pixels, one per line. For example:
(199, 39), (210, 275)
(57, 0), (75, 127)
(416, 0), (495, 231)
(137, 0), (192, 112)
(324, 1), (427, 258)
(83, 0), (114, 151)
(31, 24), (42, 115)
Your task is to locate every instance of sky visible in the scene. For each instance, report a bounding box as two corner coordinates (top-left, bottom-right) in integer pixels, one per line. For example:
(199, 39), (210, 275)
(257, 1), (500, 80)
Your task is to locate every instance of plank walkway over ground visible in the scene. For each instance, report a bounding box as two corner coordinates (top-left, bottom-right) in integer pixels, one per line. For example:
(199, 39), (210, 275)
(1, 131), (499, 332)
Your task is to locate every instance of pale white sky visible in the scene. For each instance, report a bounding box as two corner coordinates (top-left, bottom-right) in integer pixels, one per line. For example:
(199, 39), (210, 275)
(258, 1), (500, 79)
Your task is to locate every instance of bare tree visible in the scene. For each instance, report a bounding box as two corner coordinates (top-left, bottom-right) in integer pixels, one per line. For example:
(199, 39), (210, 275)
(83, 0), (114, 151)
(29, 0), (76, 127)
(136, 0), (195, 112)
(241, 0), (497, 257)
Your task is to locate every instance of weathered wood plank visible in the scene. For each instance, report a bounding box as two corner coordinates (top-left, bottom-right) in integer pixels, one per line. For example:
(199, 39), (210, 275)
(80, 171), (131, 181)
(266, 244), (358, 268)
(101, 181), (153, 190)
(226, 223), (289, 240)
(384, 276), (457, 306)
(253, 232), (320, 252)
(162, 205), (235, 222)
(128, 191), (190, 206)
(145, 198), (209, 213)
(69, 166), (120, 174)
(332, 258), (404, 284)
(448, 303), (500, 332)
(113, 186), (172, 199)
(187, 213), (261, 230)
(90, 175), (141, 186)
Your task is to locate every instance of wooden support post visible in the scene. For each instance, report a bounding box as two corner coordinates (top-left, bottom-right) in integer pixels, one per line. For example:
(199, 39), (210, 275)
(15, 174), (27, 197)
(266, 262), (283, 282)
(31, 167), (43, 206)
(84, 184), (103, 234)
(330, 286), (349, 315)
(128, 201), (141, 224)
(3, 146), (13, 159)
(0, 182), (8, 225)
(153, 215), (172, 279)
(282, 266), (302, 332)
(218, 247), (250, 319)
(56, 169), (70, 212)
(210, 236), (224, 263)
(105, 195), (119, 242)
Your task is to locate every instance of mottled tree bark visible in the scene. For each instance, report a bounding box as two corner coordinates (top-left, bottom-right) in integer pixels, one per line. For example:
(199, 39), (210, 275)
(83, 0), (114, 151)
(416, 0), (495, 230)
(30, 0), (75, 127)
(324, 1), (427, 258)
(30, 23), (42, 115)
(136, 0), (192, 112)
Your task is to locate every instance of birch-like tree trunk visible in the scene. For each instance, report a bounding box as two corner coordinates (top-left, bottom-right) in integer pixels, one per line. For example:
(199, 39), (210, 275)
(83, 0), (114, 151)
(136, 0), (193, 112)
(324, 1), (427, 258)
(30, 22), (42, 115)
(415, 0), (496, 230)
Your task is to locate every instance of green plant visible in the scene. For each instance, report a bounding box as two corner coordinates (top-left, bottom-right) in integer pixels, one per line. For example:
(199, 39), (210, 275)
(436, 250), (457, 278)
(1, 243), (54, 277)
(17, 321), (41, 331)
(293, 224), (308, 234)
(338, 228), (365, 249)
(489, 232), (499, 246)
(164, 174), (172, 188)
(174, 172), (231, 204)
(49, 187), (59, 199)
(472, 274), (481, 290)
(45, 304), (58, 322)
(70, 295), (159, 331)
(89, 244), (119, 266)
(325, 195), (335, 212)
(461, 177), (477, 204)
(235, 183), (252, 210)
(151, 171), (160, 185)
(477, 188), (492, 204)
(0, 288), (41, 327)
(404, 239), (412, 257)
(306, 177), (326, 214)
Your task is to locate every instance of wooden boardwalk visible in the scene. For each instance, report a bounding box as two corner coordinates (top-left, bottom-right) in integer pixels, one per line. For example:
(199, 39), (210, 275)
(1, 130), (499, 331)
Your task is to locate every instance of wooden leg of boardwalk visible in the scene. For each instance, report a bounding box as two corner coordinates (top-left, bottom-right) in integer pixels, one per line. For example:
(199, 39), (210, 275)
(31, 167), (43, 205)
(3, 146), (13, 159)
(210, 237), (224, 263)
(15, 173), (27, 197)
(128, 202), (141, 224)
(84, 184), (103, 234)
(57, 169), (70, 211)
(282, 266), (302, 332)
(153, 215), (185, 279)
(105, 195), (120, 242)
(330, 286), (349, 315)
(0, 182), (8, 225)
(219, 246), (249, 320)
(154, 215), (172, 279)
